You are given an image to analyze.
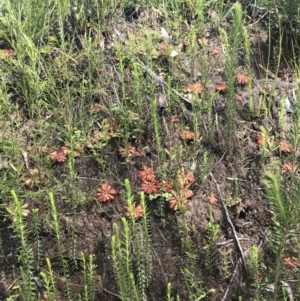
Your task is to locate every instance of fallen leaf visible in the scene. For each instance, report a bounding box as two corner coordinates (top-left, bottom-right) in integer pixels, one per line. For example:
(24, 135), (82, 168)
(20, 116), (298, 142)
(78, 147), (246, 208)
(198, 37), (207, 46)
(158, 93), (167, 107)
(179, 128), (195, 142)
(170, 49), (178, 57)
(160, 27), (170, 39)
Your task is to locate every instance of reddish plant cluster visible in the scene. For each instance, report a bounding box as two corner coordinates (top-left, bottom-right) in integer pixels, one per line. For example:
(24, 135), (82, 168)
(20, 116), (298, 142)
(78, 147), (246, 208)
(279, 68), (293, 81)
(179, 128), (195, 142)
(282, 162), (295, 175)
(236, 94), (244, 102)
(214, 82), (227, 93)
(208, 193), (218, 205)
(139, 165), (161, 195)
(137, 166), (196, 211)
(138, 165), (194, 209)
(210, 48), (221, 56)
(96, 183), (118, 203)
(279, 139), (291, 153)
(119, 144), (144, 160)
(186, 82), (203, 95)
(170, 115), (180, 123)
(50, 146), (69, 163)
(168, 170), (196, 211)
(283, 251), (300, 269)
(161, 181), (173, 192)
(23, 168), (46, 189)
(236, 72), (249, 85)
(124, 204), (144, 219)
(255, 132), (263, 147)
(91, 102), (102, 113)
(0, 49), (16, 60)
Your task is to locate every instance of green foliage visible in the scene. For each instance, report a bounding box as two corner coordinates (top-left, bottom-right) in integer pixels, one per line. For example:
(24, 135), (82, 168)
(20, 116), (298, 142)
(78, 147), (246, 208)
(31, 208), (42, 270)
(248, 245), (259, 281)
(263, 172), (290, 226)
(49, 192), (72, 299)
(182, 268), (216, 301)
(111, 180), (152, 301)
(9, 190), (35, 299)
(40, 258), (60, 298)
(248, 245), (263, 299)
(166, 287), (181, 301)
(2, 0), (57, 44)
(166, 283), (173, 301)
(222, 2), (244, 149)
(218, 248), (232, 279)
(151, 100), (164, 164)
(263, 172), (300, 300)
(258, 0), (300, 28)
(81, 253), (98, 301)
(205, 206), (220, 276)
(242, 26), (256, 117)
(111, 219), (139, 300)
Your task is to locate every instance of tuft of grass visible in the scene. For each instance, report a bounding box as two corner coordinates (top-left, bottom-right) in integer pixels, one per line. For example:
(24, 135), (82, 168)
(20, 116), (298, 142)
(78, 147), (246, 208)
(222, 2), (243, 150)
(263, 171), (300, 300)
(111, 180), (152, 301)
(9, 190), (35, 300)
(205, 206), (220, 277)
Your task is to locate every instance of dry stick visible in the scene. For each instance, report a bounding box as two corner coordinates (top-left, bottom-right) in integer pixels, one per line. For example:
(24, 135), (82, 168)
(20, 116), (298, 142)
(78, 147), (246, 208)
(135, 58), (196, 124)
(209, 172), (247, 271)
(135, 57), (194, 112)
(152, 249), (167, 282)
(221, 228), (268, 301)
(221, 255), (243, 301)
(102, 288), (122, 299)
(216, 237), (256, 247)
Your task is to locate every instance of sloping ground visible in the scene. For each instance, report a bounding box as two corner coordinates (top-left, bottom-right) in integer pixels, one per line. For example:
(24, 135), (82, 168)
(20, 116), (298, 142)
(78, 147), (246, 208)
(0, 3), (299, 301)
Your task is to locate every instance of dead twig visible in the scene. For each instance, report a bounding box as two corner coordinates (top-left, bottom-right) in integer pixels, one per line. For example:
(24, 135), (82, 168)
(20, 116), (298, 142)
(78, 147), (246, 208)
(209, 172), (247, 272)
(152, 249), (167, 282)
(136, 58), (192, 103)
(6, 278), (18, 291)
(258, 64), (276, 79)
(22, 151), (30, 170)
(221, 229), (268, 301)
(225, 177), (248, 182)
(221, 254), (242, 301)
(216, 237), (256, 247)
(102, 288), (122, 299)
